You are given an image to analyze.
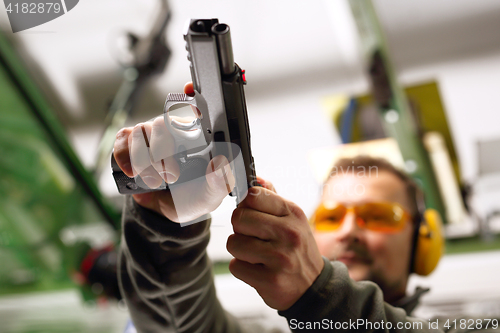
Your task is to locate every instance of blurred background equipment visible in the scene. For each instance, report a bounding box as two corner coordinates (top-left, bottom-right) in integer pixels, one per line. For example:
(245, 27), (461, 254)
(0, 0), (172, 331)
(473, 137), (500, 241)
(1, 0), (500, 331)
(0, 28), (119, 294)
(93, 0), (171, 179)
(0, 29), (125, 332)
(347, 0), (446, 221)
(322, 81), (469, 229)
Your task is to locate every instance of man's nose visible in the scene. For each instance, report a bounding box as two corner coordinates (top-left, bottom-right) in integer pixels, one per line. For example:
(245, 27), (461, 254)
(335, 212), (362, 241)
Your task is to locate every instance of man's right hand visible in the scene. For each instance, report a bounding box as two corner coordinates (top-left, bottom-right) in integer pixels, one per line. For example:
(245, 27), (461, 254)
(112, 82), (235, 223)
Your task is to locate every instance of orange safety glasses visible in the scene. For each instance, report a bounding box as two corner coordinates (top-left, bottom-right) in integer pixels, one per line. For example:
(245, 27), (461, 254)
(310, 202), (411, 233)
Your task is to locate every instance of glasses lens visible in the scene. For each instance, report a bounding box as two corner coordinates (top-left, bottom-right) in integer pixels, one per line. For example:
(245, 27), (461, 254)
(355, 202), (407, 232)
(313, 204), (347, 231)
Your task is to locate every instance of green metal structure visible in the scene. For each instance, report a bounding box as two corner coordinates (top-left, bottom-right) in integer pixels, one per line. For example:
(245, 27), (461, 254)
(348, 0), (447, 221)
(0, 30), (119, 295)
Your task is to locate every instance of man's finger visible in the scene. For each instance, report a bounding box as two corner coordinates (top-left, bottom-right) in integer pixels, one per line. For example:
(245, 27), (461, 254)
(204, 155), (236, 199)
(226, 233), (273, 265)
(231, 207), (278, 241)
(149, 116), (179, 184)
(239, 187), (290, 217)
(256, 176), (276, 193)
(113, 127), (134, 177)
(129, 123), (163, 189)
(228, 258), (267, 290)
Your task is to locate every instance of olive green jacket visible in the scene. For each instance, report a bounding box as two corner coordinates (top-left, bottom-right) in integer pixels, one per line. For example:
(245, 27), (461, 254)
(118, 196), (499, 333)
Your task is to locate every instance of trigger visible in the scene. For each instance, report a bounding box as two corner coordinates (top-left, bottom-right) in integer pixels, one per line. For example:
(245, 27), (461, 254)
(171, 118), (201, 131)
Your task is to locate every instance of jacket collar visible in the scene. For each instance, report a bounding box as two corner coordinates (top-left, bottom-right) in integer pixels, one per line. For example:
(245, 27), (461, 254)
(391, 286), (430, 315)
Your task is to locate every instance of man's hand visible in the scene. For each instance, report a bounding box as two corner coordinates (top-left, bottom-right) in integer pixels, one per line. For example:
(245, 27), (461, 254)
(112, 82), (235, 222)
(227, 178), (325, 311)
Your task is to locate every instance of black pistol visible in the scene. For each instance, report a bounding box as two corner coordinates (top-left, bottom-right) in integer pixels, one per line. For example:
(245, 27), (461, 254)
(111, 18), (257, 204)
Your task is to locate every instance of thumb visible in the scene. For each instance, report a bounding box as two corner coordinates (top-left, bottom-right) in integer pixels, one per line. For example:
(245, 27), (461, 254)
(154, 156), (234, 223)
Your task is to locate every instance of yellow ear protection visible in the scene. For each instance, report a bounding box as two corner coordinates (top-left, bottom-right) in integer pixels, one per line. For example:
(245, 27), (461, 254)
(410, 189), (445, 276)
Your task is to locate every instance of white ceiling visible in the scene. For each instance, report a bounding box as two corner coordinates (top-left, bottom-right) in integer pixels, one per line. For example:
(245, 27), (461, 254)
(2, 0), (500, 126)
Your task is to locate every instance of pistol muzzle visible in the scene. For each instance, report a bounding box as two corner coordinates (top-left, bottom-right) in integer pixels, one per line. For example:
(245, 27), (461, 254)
(212, 23), (235, 76)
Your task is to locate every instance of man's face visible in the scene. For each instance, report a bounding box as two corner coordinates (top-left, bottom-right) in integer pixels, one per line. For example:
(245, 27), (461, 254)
(313, 171), (414, 300)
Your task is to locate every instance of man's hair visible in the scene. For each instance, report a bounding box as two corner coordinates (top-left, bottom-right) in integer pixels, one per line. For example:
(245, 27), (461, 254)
(328, 155), (420, 218)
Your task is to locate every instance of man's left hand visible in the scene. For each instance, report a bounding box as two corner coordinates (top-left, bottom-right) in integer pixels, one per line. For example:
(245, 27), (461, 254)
(227, 177), (325, 311)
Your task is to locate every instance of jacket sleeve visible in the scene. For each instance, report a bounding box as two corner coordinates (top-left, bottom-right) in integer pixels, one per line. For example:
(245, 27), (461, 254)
(117, 195), (243, 333)
(278, 257), (442, 333)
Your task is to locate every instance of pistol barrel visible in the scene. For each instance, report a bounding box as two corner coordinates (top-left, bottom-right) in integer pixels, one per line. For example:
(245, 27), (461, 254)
(212, 23), (235, 75)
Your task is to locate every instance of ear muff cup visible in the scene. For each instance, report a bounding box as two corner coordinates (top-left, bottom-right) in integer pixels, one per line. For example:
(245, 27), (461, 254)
(413, 208), (445, 276)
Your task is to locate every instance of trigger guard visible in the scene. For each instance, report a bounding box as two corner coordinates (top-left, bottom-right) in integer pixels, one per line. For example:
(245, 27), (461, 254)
(163, 92), (203, 141)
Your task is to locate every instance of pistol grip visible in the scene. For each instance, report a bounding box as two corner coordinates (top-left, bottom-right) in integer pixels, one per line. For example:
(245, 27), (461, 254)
(111, 153), (208, 195)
